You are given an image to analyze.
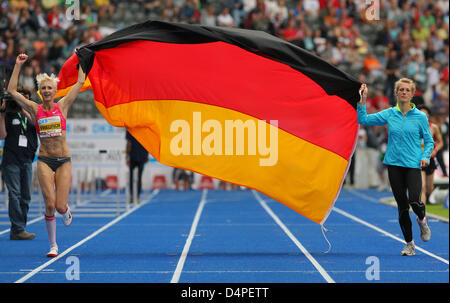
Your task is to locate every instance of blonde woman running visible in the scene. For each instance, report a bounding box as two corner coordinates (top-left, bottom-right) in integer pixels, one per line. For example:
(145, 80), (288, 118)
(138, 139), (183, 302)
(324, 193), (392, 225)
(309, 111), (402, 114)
(7, 53), (85, 257)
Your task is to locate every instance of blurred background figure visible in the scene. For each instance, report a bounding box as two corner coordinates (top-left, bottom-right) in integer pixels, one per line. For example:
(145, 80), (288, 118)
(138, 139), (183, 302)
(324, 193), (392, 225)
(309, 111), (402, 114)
(125, 130), (148, 204)
(173, 168), (194, 190)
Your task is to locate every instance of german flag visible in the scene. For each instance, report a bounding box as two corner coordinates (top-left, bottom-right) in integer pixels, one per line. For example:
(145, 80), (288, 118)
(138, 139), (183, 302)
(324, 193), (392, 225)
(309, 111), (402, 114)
(57, 21), (361, 224)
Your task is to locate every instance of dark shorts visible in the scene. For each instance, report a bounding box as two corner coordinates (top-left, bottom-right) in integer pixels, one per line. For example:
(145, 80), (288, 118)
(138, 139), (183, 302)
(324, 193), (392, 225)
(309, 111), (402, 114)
(38, 156), (71, 172)
(422, 158), (437, 176)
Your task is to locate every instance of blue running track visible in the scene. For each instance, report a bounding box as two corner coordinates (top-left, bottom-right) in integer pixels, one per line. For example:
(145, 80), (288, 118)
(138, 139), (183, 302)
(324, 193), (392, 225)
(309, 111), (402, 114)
(0, 188), (448, 283)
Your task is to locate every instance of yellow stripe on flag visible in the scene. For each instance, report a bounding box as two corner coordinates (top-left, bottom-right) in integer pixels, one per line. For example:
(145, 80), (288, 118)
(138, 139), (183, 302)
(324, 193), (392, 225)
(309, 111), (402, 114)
(96, 99), (348, 223)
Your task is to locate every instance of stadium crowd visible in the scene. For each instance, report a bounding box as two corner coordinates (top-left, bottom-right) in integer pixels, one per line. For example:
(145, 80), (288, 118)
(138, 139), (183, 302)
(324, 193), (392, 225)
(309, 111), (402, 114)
(0, 0), (448, 189)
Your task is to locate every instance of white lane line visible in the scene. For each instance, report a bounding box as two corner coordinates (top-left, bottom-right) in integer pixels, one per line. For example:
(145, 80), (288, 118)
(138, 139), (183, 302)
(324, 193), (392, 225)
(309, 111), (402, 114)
(170, 190), (208, 283)
(333, 207), (449, 265)
(0, 216), (44, 236)
(0, 189), (115, 236)
(346, 188), (382, 203)
(252, 191), (335, 283)
(14, 189), (160, 283)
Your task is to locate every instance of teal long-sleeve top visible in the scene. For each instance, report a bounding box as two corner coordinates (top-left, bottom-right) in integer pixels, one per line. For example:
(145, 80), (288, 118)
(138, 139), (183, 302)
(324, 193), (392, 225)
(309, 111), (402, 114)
(357, 103), (434, 169)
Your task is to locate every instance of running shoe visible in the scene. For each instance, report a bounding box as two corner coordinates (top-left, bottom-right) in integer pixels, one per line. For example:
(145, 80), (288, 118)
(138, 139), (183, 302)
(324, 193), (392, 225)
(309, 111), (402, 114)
(401, 241), (415, 256)
(62, 206), (72, 226)
(417, 216), (431, 242)
(46, 245), (58, 258)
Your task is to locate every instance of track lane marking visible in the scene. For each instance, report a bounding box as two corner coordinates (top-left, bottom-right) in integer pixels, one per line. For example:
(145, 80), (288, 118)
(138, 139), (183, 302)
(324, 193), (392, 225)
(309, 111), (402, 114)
(333, 206), (449, 265)
(14, 190), (160, 283)
(170, 190), (208, 283)
(253, 191), (335, 283)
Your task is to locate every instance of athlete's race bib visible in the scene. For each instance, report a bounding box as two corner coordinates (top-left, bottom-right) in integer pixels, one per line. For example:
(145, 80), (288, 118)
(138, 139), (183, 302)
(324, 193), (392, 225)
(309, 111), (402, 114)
(38, 116), (62, 137)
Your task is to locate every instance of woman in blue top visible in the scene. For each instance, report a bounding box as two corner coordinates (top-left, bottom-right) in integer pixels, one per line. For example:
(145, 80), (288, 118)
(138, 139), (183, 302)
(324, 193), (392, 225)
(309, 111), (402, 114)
(358, 78), (434, 256)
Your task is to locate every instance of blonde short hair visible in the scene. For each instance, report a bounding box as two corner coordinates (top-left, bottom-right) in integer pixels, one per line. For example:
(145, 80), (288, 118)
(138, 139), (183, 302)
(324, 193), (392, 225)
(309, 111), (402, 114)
(36, 73), (60, 90)
(394, 78), (416, 95)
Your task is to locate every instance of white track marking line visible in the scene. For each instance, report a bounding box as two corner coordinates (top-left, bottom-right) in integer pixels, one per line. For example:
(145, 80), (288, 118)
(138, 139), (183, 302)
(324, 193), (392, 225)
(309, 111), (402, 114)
(253, 191), (335, 283)
(0, 216), (44, 236)
(0, 189), (116, 235)
(14, 190), (160, 283)
(170, 190), (208, 283)
(348, 188), (449, 223)
(333, 206), (449, 265)
(346, 188), (382, 203)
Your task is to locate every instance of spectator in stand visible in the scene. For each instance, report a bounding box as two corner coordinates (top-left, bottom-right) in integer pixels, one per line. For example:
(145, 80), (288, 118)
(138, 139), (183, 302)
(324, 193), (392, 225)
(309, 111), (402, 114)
(369, 89), (390, 110)
(229, 0), (246, 28)
(312, 28), (326, 54)
(46, 5), (61, 30)
(420, 8), (436, 29)
(264, 0), (278, 20)
(282, 18), (301, 45)
(398, 1), (414, 25)
(301, 27), (315, 52)
(0, 2), (9, 29)
(363, 52), (383, 81)
(179, 0), (199, 24)
(345, 40), (362, 68)
(4, 16), (19, 41)
(303, 0), (320, 18)
(429, 24), (445, 53)
(80, 5), (98, 27)
(408, 39), (425, 62)
(243, 0), (257, 14)
(323, 5), (339, 28)
(18, 65), (35, 93)
(387, 0), (402, 23)
(406, 54), (427, 91)
(0, 36), (6, 50)
(340, 10), (353, 29)
(268, 10), (284, 36)
(330, 41), (346, 66)
(217, 7), (235, 27)
(385, 49), (400, 105)
(63, 26), (80, 55)
(426, 60), (441, 90)
(412, 20), (430, 44)
(251, 7), (270, 31)
(291, 0), (303, 23)
(29, 4), (47, 32)
(274, 0), (288, 22)
(47, 37), (66, 70)
(200, 5), (217, 27)
(2, 46), (16, 72)
(423, 41), (436, 63)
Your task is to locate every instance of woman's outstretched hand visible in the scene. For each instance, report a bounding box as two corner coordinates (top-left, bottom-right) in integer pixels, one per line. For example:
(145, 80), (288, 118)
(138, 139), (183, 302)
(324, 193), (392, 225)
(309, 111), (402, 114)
(16, 53), (28, 65)
(359, 83), (368, 105)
